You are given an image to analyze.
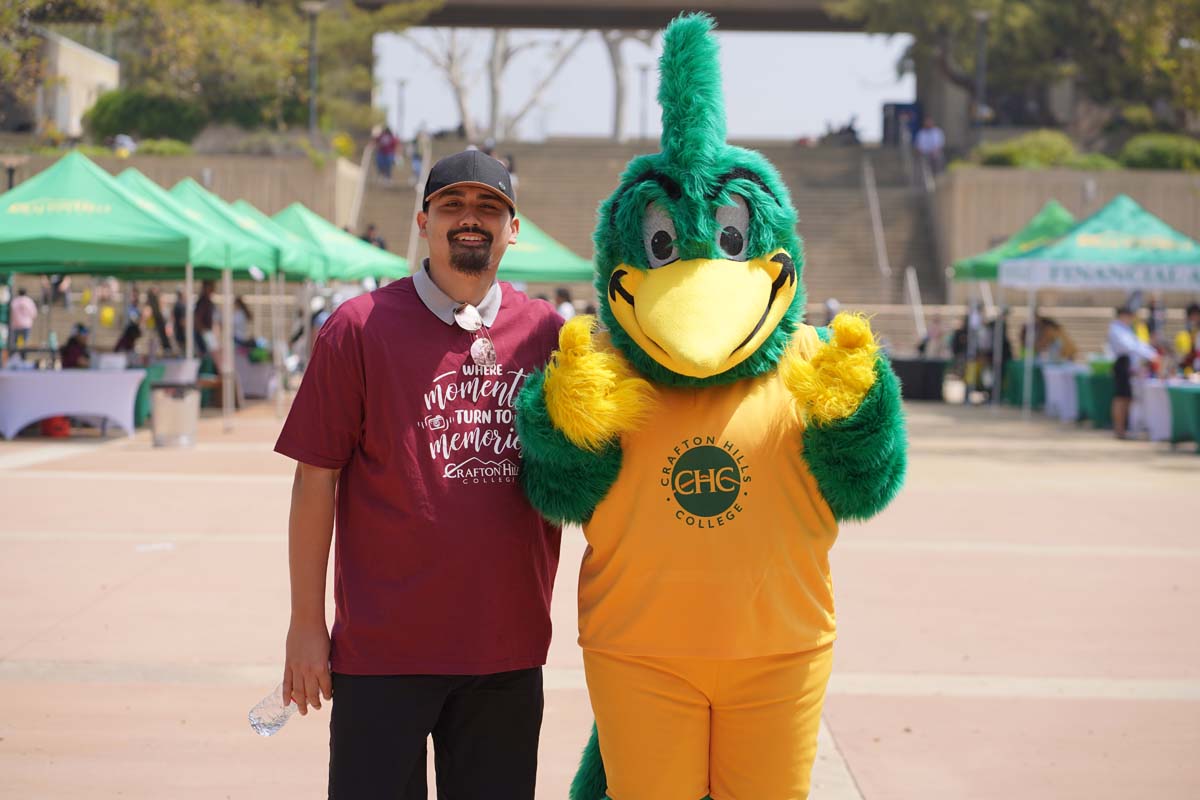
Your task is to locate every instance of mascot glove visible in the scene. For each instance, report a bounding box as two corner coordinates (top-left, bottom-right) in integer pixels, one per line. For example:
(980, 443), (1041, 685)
(543, 315), (656, 452)
(783, 312), (880, 426)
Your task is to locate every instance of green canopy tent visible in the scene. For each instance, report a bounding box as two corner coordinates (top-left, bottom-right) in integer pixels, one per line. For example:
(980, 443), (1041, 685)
(272, 202), (408, 281)
(0, 151), (257, 429)
(116, 168), (269, 279)
(499, 215), (594, 283)
(231, 200), (329, 283)
(0, 152), (208, 360)
(0, 151), (196, 276)
(953, 200), (1076, 282)
(169, 178), (280, 278)
(1000, 194), (1200, 413)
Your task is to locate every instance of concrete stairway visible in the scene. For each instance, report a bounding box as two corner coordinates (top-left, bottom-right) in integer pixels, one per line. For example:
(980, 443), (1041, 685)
(358, 139), (940, 307)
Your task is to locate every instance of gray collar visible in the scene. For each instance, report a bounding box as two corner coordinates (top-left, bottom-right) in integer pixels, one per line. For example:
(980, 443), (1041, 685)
(412, 259), (502, 327)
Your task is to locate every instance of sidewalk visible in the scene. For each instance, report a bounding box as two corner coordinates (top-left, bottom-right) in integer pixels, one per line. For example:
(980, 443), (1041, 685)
(1, 400), (1197, 798)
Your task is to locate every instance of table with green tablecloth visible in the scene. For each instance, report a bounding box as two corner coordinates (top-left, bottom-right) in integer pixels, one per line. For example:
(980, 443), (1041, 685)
(1004, 360), (1045, 408)
(1167, 384), (1200, 453)
(1075, 372), (1114, 430)
(133, 363), (167, 428)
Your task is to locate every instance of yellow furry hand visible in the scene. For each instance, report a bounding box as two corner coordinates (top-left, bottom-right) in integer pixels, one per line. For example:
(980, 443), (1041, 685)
(544, 315), (656, 451)
(782, 313), (879, 425)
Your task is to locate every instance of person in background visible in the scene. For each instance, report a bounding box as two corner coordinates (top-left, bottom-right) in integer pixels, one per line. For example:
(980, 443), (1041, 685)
(172, 287), (187, 353)
(360, 223), (388, 251)
(232, 296), (255, 349)
(195, 280), (216, 356)
(1176, 302), (1200, 375)
(914, 117), (946, 173)
(1035, 317), (1078, 362)
(1109, 306), (1158, 439)
(114, 320), (142, 353)
(9, 287), (37, 347)
(60, 323), (91, 368)
(146, 288), (172, 355)
(375, 126), (398, 180)
(555, 287), (576, 320)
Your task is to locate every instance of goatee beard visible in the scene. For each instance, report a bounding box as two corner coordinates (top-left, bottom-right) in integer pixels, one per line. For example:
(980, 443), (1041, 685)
(449, 246), (491, 275)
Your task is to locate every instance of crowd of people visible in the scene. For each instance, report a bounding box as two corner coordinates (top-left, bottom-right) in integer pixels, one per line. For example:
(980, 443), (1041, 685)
(942, 299), (1200, 412)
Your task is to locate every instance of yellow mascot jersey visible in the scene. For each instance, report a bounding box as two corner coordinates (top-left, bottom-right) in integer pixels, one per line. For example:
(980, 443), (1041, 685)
(579, 325), (840, 659)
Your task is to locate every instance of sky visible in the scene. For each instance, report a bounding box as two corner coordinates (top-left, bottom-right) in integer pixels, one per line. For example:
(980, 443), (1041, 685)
(374, 29), (916, 144)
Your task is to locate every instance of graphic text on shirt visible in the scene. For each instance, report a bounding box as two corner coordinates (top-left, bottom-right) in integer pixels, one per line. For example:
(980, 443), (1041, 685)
(660, 435), (752, 527)
(420, 361), (530, 484)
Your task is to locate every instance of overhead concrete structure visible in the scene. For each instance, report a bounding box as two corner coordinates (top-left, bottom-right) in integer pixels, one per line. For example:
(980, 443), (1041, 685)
(360, 0), (861, 32)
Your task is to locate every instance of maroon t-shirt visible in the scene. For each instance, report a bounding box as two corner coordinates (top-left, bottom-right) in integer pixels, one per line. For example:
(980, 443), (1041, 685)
(275, 278), (563, 675)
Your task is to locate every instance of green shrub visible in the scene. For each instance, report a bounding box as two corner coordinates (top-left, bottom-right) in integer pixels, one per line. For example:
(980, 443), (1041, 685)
(1119, 134), (1200, 170)
(84, 89), (208, 143)
(136, 138), (193, 156)
(973, 130), (1078, 168)
(1118, 105), (1157, 131)
(1065, 153), (1120, 171)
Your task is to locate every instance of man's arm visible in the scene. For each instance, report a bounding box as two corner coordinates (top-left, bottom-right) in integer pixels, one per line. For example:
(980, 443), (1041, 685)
(283, 462), (338, 715)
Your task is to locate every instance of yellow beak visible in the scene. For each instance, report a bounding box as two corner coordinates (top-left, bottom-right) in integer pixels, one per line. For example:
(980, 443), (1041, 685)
(607, 248), (796, 378)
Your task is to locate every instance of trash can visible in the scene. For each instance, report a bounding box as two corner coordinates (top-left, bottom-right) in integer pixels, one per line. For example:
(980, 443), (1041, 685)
(150, 381), (200, 447)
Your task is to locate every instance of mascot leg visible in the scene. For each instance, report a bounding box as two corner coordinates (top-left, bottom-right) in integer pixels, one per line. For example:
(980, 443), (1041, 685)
(581, 650), (712, 800)
(709, 644), (834, 799)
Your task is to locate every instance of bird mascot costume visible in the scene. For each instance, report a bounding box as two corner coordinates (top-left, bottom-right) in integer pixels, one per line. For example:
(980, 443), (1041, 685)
(515, 13), (907, 800)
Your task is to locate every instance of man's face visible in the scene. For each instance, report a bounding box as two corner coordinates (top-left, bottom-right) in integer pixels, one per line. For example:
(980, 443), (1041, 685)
(418, 186), (518, 277)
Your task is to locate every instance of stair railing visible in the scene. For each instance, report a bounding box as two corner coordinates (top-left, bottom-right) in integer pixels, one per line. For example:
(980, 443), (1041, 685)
(861, 157), (893, 302)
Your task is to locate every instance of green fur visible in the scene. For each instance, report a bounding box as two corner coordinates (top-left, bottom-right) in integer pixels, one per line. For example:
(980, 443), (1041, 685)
(515, 369), (623, 524)
(803, 357), (907, 522)
(571, 725), (712, 800)
(657, 14), (725, 188)
(569, 726), (607, 800)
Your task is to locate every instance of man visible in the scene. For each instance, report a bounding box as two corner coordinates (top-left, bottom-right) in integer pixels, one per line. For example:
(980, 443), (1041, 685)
(1109, 306), (1157, 439)
(10, 287), (37, 347)
(914, 116), (946, 173)
(275, 149), (563, 799)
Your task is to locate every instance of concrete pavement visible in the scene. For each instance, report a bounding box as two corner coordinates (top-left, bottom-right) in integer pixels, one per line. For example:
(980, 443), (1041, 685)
(1, 400), (1197, 798)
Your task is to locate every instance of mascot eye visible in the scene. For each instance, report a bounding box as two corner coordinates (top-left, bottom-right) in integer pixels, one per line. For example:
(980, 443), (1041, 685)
(642, 202), (679, 269)
(715, 194), (750, 261)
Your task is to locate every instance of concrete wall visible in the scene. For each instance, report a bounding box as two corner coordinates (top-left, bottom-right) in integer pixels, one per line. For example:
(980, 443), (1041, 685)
(8, 154), (350, 221)
(39, 32), (119, 139)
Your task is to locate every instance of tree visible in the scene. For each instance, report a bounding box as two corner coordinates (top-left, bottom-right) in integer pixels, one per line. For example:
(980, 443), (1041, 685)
(828, 0), (1200, 135)
(0, 1), (107, 129)
(403, 26), (586, 141)
(600, 30), (654, 141)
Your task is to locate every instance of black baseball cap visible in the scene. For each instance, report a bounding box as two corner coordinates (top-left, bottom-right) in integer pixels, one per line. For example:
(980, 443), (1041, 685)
(422, 150), (516, 212)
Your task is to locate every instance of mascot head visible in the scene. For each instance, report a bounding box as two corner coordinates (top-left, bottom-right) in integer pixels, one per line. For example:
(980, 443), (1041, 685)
(594, 13), (805, 387)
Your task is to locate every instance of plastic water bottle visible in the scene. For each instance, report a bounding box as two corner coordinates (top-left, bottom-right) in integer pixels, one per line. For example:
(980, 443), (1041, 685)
(248, 682), (297, 737)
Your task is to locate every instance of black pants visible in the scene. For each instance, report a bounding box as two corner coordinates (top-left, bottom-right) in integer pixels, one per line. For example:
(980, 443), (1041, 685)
(328, 668), (543, 800)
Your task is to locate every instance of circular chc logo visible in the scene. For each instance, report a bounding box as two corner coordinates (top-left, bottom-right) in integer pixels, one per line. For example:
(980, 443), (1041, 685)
(671, 445), (741, 517)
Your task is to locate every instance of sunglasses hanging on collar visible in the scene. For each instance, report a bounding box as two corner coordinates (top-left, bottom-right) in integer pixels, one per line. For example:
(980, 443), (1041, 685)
(454, 303), (497, 367)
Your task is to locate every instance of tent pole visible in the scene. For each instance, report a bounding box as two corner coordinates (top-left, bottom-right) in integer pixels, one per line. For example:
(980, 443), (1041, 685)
(254, 278), (263, 340)
(1023, 286), (1036, 419)
(272, 271), (284, 418)
(222, 268), (234, 432)
(185, 263), (194, 362)
(991, 312), (1003, 409)
(302, 280), (313, 370)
